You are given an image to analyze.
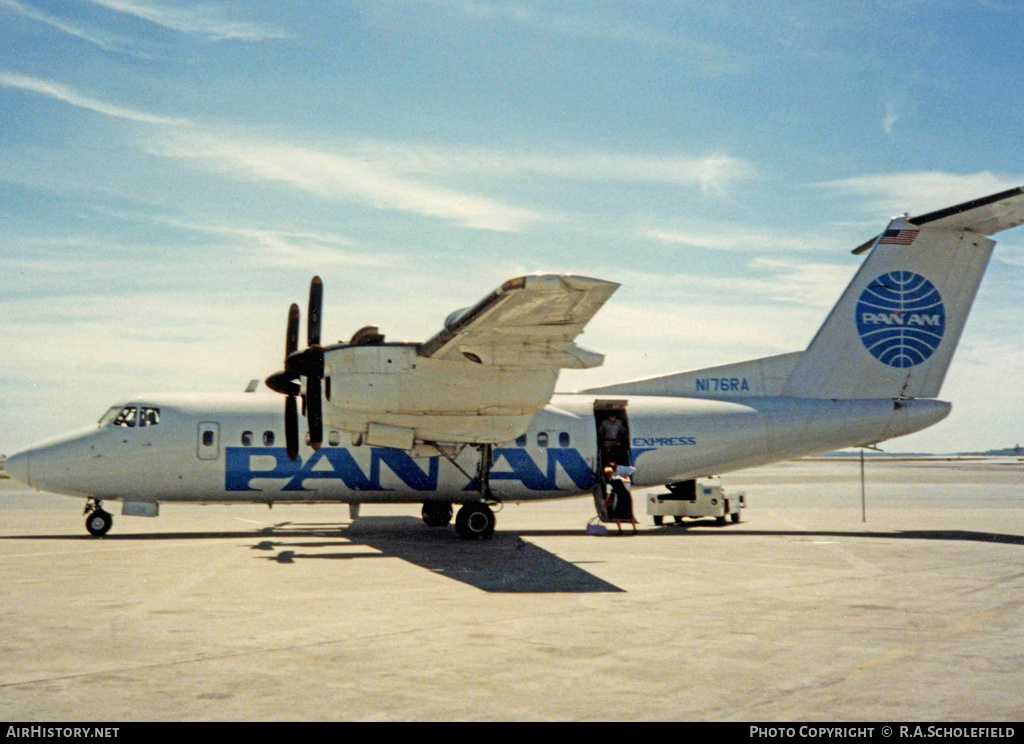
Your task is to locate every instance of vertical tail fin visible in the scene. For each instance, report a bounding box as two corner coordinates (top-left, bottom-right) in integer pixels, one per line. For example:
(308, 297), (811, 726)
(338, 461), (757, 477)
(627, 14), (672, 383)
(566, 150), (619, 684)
(783, 186), (1024, 399)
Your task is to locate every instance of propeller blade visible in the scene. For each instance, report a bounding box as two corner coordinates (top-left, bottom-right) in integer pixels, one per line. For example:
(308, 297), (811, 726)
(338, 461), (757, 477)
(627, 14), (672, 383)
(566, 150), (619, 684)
(285, 394), (299, 461)
(307, 375), (323, 450)
(308, 276), (323, 347)
(266, 303), (304, 395)
(270, 277), (328, 456)
(265, 371), (299, 396)
(286, 303), (300, 359)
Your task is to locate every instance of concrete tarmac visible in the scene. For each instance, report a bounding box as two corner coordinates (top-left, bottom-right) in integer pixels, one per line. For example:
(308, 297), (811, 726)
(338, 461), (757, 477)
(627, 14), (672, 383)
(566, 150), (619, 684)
(1, 457), (1022, 721)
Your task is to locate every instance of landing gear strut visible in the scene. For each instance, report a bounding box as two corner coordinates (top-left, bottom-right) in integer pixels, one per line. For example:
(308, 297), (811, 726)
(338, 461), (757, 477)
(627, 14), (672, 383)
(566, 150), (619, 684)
(429, 442), (499, 539)
(459, 444), (498, 539)
(84, 499), (112, 537)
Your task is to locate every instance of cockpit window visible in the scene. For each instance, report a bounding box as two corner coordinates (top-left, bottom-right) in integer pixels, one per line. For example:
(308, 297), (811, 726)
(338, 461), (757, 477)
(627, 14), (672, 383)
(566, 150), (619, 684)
(99, 405), (160, 428)
(112, 407), (137, 427)
(139, 407), (160, 427)
(99, 406), (123, 426)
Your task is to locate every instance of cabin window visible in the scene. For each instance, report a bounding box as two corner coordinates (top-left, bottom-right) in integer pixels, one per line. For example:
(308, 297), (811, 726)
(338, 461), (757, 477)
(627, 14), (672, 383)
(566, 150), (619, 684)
(537, 432), (549, 448)
(241, 431), (253, 446)
(515, 434), (527, 447)
(202, 430), (215, 447)
(559, 432), (571, 448)
(328, 431), (340, 447)
(263, 431), (275, 446)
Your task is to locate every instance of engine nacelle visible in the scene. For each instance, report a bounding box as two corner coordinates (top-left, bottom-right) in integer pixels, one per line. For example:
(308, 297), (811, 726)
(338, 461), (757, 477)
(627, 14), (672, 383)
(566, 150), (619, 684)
(321, 344), (558, 446)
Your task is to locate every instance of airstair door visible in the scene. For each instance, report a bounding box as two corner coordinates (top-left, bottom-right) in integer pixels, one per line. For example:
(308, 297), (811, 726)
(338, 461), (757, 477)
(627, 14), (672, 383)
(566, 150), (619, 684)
(594, 400), (631, 470)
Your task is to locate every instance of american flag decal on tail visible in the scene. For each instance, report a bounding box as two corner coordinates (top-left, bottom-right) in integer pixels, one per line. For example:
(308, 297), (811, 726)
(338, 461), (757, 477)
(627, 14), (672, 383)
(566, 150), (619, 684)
(878, 228), (919, 245)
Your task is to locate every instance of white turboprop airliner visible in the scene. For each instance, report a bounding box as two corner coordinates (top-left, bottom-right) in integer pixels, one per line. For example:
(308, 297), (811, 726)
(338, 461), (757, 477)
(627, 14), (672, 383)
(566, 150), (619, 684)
(6, 186), (1024, 539)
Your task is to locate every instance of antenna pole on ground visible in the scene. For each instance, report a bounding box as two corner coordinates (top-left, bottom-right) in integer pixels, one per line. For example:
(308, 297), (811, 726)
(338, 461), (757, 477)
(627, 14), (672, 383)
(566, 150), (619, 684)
(860, 448), (867, 523)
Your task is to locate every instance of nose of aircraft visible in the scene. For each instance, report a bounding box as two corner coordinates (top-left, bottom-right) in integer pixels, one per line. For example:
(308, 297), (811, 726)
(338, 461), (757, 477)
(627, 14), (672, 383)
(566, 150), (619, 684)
(4, 450), (31, 486)
(3, 429), (99, 496)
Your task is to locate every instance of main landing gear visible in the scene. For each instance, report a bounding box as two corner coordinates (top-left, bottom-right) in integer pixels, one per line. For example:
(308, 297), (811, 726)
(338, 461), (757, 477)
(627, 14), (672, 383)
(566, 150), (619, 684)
(422, 501), (496, 539)
(422, 502), (453, 527)
(422, 443), (498, 540)
(84, 499), (113, 537)
(455, 443), (497, 539)
(455, 502), (495, 540)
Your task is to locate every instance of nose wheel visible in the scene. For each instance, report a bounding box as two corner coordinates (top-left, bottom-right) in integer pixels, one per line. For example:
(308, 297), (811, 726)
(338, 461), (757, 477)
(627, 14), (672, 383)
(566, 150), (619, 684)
(84, 500), (113, 537)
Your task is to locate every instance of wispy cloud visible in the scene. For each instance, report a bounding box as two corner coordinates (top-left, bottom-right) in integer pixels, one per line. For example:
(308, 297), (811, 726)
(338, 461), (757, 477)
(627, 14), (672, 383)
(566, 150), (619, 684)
(382, 1), (740, 74)
(641, 228), (822, 252)
(437, 150), (754, 193)
(747, 257), (854, 309)
(85, 0), (289, 41)
(427, 0), (681, 49)
(821, 171), (1024, 216)
(605, 259), (852, 310)
(0, 71), (190, 125)
(150, 132), (756, 231)
(159, 218), (395, 268)
(335, 140), (757, 194)
(1, 0), (118, 51)
(151, 132), (550, 232)
(2, 290), (281, 381)
(882, 102), (898, 135)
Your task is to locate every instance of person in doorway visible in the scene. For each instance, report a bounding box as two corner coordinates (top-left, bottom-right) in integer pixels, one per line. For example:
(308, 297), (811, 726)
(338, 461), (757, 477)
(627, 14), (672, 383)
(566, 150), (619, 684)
(598, 413), (625, 467)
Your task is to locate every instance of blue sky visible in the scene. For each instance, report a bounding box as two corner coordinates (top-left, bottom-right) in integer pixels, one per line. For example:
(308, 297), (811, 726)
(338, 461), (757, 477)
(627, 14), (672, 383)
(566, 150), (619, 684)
(2, 0), (1024, 454)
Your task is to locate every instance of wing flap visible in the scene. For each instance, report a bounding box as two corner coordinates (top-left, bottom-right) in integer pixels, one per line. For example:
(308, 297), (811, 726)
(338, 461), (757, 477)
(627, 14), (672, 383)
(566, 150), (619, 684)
(419, 274), (619, 368)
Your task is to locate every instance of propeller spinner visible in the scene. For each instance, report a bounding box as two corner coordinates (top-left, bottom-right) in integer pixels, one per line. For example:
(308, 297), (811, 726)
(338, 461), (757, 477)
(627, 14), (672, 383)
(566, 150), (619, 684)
(265, 276), (326, 460)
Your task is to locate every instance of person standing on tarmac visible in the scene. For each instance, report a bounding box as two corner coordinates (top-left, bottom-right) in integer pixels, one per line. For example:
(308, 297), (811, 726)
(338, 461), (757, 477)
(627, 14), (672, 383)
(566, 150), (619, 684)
(603, 460), (637, 534)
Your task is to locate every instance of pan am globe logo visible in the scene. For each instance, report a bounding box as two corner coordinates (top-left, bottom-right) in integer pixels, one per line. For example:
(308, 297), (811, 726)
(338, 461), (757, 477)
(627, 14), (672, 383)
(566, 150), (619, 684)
(856, 271), (945, 368)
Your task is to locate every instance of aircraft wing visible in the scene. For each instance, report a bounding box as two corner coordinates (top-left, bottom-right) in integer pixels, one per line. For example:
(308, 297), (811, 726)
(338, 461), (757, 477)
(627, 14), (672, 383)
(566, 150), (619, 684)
(418, 274), (619, 369)
(853, 185), (1024, 254)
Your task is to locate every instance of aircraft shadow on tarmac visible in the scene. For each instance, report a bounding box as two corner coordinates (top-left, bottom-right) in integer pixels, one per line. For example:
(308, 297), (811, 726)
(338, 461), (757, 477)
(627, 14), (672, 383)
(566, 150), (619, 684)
(248, 517), (626, 593)
(0, 518), (620, 592)
(5, 519), (1024, 593)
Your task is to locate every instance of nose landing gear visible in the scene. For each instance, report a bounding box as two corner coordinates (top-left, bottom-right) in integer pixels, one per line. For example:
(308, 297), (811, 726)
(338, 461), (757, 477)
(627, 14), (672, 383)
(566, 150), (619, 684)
(84, 499), (113, 537)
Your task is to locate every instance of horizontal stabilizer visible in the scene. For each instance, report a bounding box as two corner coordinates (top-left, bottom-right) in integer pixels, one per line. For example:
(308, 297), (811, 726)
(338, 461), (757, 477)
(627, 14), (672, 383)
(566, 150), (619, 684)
(909, 185), (1024, 234)
(854, 185), (1024, 254)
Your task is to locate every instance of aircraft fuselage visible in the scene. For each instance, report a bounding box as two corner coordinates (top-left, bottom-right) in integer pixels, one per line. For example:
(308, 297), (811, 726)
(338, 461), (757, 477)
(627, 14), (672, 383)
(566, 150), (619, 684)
(6, 392), (949, 506)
